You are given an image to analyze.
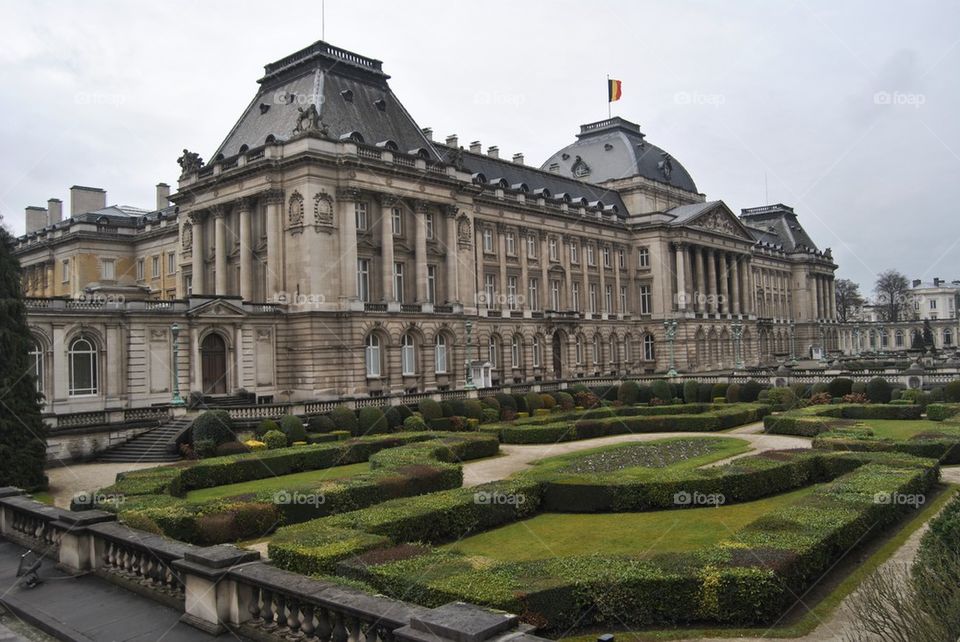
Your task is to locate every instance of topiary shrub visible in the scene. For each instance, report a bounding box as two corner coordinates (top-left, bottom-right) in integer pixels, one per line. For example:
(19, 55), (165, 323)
(852, 381), (867, 395)
(712, 383), (729, 400)
(262, 429), (287, 449)
(481, 396), (500, 411)
(524, 392), (543, 413)
(555, 391), (575, 411)
(402, 415), (428, 431)
(307, 415), (336, 433)
(418, 399), (443, 421)
(637, 384), (653, 404)
(725, 383), (741, 404)
(683, 380), (699, 404)
(790, 383), (809, 399)
(811, 382), (830, 396)
(358, 407), (389, 435)
(540, 394), (556, 410)
(828, 377), (854, 398)
(767, 387), (797, 410)
(651, 379), (672, 403)
(698, 383), (714, 403)
(440, 401), (455, 417)
(618, 380), (640, 405)
(214, 441), (250, 457)
(330, 406), (358, 433)
(945, 380), (960, 403)
(495, 393), (517, 413)
(741, 380), (762, 402)
(930, 386), (945, 402)
(463, 399), (484, 420)
(193, 438), (217, 458)
(256, 419), (280, 437)
(192, 410), (235, 446)
(481, 408), (499, 424)
(279, 414), (307, 443)
(384, 407), (403, 430)
(866, 377), (892, 404)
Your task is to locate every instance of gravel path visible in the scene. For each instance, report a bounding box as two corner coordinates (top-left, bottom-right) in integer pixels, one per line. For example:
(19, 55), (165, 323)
(45, 461), (166, 508)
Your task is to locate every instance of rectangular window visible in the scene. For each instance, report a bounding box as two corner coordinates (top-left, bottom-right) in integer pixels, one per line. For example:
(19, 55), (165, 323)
(427, 265), (437, 303)
(638, 247), (650, 268)
(532, 338), (541, 368)
(167, 252), (176, 275)
(62, 259), (70, 283)
(355, 202), (368, 230)
(425, 213), (434, 240)
(401, 340), (415, 376)
(572, 282), (580, 311)
(640, 284), (652, 315)
(605, 285), (613, 312)
(618, 249), (625, 269)
(527, 235), (537, 258)
(602, 246), (611, 268)
(484, 274), (496, 307)
(550, 280), (560, 310)
(357, 259), (370, 302)
(152, 256), (160, 279)
(589, 284), (598, 313)
(393, 262), (404, 303)
(101, 258), (115, 281)
(528, 278), (539, 311)
(391, 207), (403, 236)
(587, 244), (596, 266)
(507, 276), (518, 310)
(549, 237), (558, 261)
(930, 299), (937, 310)
(185, 274), (193, 296)
(483, 228), (494, 253)
(506, 232), (516, 256)
(136, 258), (145, 281)
(619, 286), (627, 312)
(570, 243), (579, 264)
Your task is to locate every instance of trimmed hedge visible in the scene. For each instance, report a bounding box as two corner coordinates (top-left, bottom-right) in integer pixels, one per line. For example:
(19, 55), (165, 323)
(813, 425), (960, 464)
(928, 403), (960, 422)
(764, 403), (923, 437)
(192, 410), (235, 445)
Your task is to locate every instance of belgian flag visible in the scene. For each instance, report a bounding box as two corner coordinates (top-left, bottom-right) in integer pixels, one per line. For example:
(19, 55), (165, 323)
(608, 78), (622, 102)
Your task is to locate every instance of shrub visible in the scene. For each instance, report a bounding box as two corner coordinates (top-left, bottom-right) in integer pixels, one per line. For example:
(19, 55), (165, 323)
(481, 396), (500, 410)
(712, 383), (729, 400)
(651, 380), (672, 403)
(495, 393), (517, 412)
(945, 380), (960, 403)
(279, 414), (308, 443)
(930, 387), (945, 402)
(842, 392), (870, 404)
(524, 392), (544, 413)
(790, 383), (809, 399)
(618, 381), (640, 405)
(555, 392), (575, 411)
(866, 377), (892, 404)
(358, 407), (389, 435)
(418, 399), (443, 421)
(725, 384), (741, 404)
(481, 408), (499, 424)
(402, 415), (428, 431)
(440, 401), (455, 417)
(540, 394), (556, 410)
(256, 419), (280, 437)
(683, 380), (699, 404)
(330, 406), (358, 433)
(384, 407), (403, 430)
(308, 415), (337, 433)
(214, 441), (250, 457)
(828, 377), (854, 398)
(811, 382), (830, 396)
(262, 430), (287, 449)
(193, 438), (217, 458)
(852, 381), (867, 395)
(243, 439), (266, 451)
(573, 390), (600, 409)
(809, 392), (832, 406)
(766, 387), (797, 410)
(741, 380), (762, 402)
(192, 410), (235, 446)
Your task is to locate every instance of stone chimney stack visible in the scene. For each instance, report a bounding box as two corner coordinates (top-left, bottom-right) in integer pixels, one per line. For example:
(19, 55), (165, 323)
(934, 277), (942, 287)
(912, 279), (922, 288)
(469, 141), (482, 154)
(47, 198), (63, 224)
(421, 127), (433, 141)
(156, 183), (171, 210)
(25, 206), (47, 233)
(70, 185), (106, 215)
(445, 135), (458, 148)
(487, 146), (499, 159)
(512, 153), (524, 164)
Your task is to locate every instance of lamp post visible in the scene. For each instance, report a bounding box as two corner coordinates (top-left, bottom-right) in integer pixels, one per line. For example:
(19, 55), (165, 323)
(789, 321), (797, 365)
(170, 323), (184, 406)
(732, 320), (744, 370)
(464, 319), (475, 389)
(663, 318), (678, 377)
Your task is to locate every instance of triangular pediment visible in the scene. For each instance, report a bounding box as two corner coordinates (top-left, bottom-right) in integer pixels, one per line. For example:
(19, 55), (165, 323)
(683, 202), (755, 241)
(187, 298), (247, 319)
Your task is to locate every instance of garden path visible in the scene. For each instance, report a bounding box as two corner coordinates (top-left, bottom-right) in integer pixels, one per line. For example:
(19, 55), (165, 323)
(45, 461), (163, 508)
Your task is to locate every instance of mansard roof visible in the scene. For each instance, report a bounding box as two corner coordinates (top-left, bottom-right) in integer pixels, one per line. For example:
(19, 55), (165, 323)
(739, 204), (820, 253)
(212, 40), (438, 161)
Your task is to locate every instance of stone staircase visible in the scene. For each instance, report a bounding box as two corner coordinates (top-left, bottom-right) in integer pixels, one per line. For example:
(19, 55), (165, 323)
(201, 393), (252, 408)
(97, 416), (194, 463)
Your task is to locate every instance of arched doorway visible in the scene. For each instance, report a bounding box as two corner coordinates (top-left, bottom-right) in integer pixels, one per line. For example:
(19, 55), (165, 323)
(551, 332), (564, 379)
(201, 333), (228, 394)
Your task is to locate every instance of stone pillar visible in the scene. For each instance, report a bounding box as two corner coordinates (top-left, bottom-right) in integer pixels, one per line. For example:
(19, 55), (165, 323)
(414, 201), (429, 303)
(190, 324), (201, 393)
(379, 195), (397, 302)
(683, 244), (694, 313)
(673, 242), (687, 311)
(443, 205), (459, 303)
(337, 188), (360, 302)
(498, 224), (509, 310)
(264, 189), (284, 299)
(213, 207), (227, 296)
(540, 234), (549, 311)
(53, 510), (116, 575)
(598, 243), (607, 314)
(613, 245), (623, 316)
(189, 211), (206, 295)
(580, 238), (589, 314)
(561, 235), (573, 310)
(174, 545), (260, 635)
(238, 198), (254, 301)
(520, 232), (530, 311)
(829, 278), (837, 320)
(731, 254), (741, 316)
(814, 275), (822, 320)
(695, 245), (706, 314)
(719, 253), (730, 315)
(706, 247), (717, 314)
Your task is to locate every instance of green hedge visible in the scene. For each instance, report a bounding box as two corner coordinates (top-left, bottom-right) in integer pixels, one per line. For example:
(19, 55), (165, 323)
(764, 404), (923, 437)
(813, 426), (960, 464)
(927, 403), (960, 422)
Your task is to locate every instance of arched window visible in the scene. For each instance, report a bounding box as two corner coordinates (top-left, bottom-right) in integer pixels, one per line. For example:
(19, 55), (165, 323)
(28, 341), (43, 395)
(881, 331), (889, 348)
(401, 333), (417, 376)
(532, 336), (542, 368)
(365, 334), (382, 377)
(575, 335), (583, 365)
(510, 335), (521, 369)
(945, 328), (953, 346)
(488, 335), (499, 368)
(435, 334), (448, 374)
(643, 334), (655, 361)
(68, 336), (98, 396)
(624, 335), (633, 364)
(608, 335), (617, 365)
(869, 331), (876, 348)
(895, 330), (904, 348)
(592, 335), (601, 365)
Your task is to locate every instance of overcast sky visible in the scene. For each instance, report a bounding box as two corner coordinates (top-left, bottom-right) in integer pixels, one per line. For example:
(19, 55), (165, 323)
(1, 0), (957, 293)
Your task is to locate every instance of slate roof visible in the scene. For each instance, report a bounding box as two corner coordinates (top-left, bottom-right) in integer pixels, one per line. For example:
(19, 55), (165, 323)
(540, 118), (699, 193)
(212, 40), (438, 161)
(662, 201), (718, 224)
(739, 204), (819, 252)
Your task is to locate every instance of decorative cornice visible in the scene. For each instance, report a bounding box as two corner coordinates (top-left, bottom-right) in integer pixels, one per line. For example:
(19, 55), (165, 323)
(263, 188), (285, 205)
(443, 204), (459, 218)
(377, 193), (402, 207)
(335, 187), (362, 202)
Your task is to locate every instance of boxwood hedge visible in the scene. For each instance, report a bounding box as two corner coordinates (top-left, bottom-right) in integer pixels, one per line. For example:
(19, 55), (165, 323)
(764, 403), (923, 437)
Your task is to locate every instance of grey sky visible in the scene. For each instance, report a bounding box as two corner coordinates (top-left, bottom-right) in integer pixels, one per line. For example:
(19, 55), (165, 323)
(1, 0), (958, 293)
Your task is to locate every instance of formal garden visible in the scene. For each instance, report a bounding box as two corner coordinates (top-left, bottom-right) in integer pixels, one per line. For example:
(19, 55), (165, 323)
(79, 376), (960, 638)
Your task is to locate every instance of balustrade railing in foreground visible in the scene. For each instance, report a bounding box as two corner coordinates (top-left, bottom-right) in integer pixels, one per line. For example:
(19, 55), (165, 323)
(0, 489), (546, 642)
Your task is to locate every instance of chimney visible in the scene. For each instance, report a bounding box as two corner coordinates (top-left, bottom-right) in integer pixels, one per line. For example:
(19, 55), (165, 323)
(421, 127), (433, 141)
(156, 183), (171, 210)
(70, 185), (107, 215)
(469, 140), (482, 154)
(25, 206), (48, 233)
(487, 146), (499, 159)
(47, 198), (63, 224)
(445, 134), (458, 148)
(912, 279), (922, 288)
(934, 277), (942, 287)
(512, 153), (524, 164)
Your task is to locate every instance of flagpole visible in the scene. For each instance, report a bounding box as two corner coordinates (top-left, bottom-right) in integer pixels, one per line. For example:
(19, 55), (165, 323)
(606, 74), (611, 119)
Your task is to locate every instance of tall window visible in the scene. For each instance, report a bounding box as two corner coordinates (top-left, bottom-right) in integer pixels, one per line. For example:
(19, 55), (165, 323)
(507, 276), (518, 310)
(28, 342), (43, 394)
(643, 335), (655, 361)
(589, 284), (598, 314)
(639, 284), (652, 315)
(425, 213), (434, 239)
(548, 237), (558, 261)
(101, 258), (115, 281)
(602, 246), (611, 268)
(484, 274), (496, 306)
(185, 274), (193, 296)
(638, 247), (650, 268)
(592, 335), (600, 365)
(945, 328), (953, 346)
(483, 228), (494, 253)
(575, 335), (583, 365)
(488, 336), (499, 368)
(605, 285), (613, 312)
(619, 286), (627, 312)
(68, 336), (98, 396)
(393, 263), (404, 302)
(570, 243), (579, 264)
(511, 335), (521, 368)
(401, 333), (416, 375)
(624, 336), (633, 363)
(506, 232), (516, 256)
(355, 202), (368, 230)
(528, 278), (539, 311)
(527, 234), (537, 258)
(61, 259), (70, 283)
(391, 207), (403, 236)
(435, 334), (448, 374)
(357, 259), (370, 302)
(550, 280), (560, 311)
(532, 336), (542, 368)
(609, 336), (617, 364)
(895, 330), (904, 348)
(572, 282), (580, 312)
(152, 256), (160, 278)
(427, 265), (437, 303)
(618, 249), (625, 269)
(167, 252), (176, 275)
(365, 334), (381, 377)
(136, 258), (145, 281)
(587, 244), (596, 266)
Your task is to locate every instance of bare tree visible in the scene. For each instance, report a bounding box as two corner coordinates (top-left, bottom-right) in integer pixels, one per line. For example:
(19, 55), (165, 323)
(874, 269), (910, 322)
(835, 278), (865, 323)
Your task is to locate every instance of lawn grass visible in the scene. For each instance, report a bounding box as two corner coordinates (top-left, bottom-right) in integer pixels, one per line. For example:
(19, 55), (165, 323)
(443, 485), (815, 562)
(560, 482), (959, 641)
(184, 461), (370, 502)
(856, 418), (942, 440)
(29, 491), (54, 506)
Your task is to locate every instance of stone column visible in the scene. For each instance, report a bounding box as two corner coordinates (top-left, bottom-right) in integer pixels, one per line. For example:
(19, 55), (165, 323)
(706, 247), (717, 314)
(443, 205), (459, 303)
(829, 278), (837, 320)
(580, 238), (589, 313)
(238, 198), (253, 301)
(683, 245), (694, 313)
(189, 211), (206, 295)
(598, 243), (607, 314)
(731, 254), (741, 316)
(814, 275), (822, 320)
(561, 235), (573, 310)
(337, 188), (360, 302)
(613, 245), (623, 316)
(498, 224), (508, 310)
(213, 207), (227, 296)
(694, 246), (706, 314)
(414, 201), (429, 303)
(264, 189), (283, 299)
(673, 242), (687, 312)
(719, 253), (730, 315)
(540, 234), (549, 311)
(379, 195), (397, 302)
(520, 232), (530, 311)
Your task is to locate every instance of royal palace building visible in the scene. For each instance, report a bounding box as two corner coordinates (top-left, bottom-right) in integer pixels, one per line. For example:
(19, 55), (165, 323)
(14, 40), (842, 415)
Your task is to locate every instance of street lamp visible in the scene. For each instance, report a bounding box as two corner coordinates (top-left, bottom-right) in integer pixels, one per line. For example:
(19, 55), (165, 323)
(464, 319), (475, 389)
(731, 320), (744, 370)
(663, 318), (678, 377)
(170, 323), (184, 406)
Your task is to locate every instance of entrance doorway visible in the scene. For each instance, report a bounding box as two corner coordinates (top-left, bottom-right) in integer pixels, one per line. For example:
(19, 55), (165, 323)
(551, 332), (564, 379)
(200, 333), (228, 394)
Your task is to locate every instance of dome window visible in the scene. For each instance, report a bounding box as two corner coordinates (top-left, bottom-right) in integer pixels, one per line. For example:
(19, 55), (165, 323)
(571, 156), (591, 178)
(373, 98), (387, 111)
(259, 103), (270, 114)
(341, 89), (354, 102)
(511, 183), (529, 193)
(376, 140), (399, 151)
(339, 131), (364, 144)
